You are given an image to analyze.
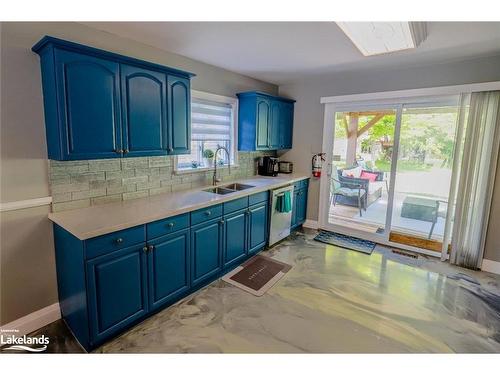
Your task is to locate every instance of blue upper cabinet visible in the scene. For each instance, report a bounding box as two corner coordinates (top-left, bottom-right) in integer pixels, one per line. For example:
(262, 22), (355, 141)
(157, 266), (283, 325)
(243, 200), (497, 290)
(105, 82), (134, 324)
(280, 102), (294, 149)
(54, 49), (123, 160)
(32, 36), (195, 160)
(256, 97), (271, 150)
(167, 76), (191, 154)
(269, 100), (281, 149)
(121, 65), (168, 157)
(237, 91), (295, 151)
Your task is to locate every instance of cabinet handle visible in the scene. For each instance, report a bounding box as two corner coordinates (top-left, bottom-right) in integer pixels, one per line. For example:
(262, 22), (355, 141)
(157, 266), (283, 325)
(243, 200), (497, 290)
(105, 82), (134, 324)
(148, 245), (155, 252)
(167, 222), (175, 228)
(168, 147), (173, 153)
(205, 210), (212, 216)
(115, 238), (123, 244)
(114, 149), (123, 154)
(123, 149), (129, 154)
(142, 246), (148, 253)
(220, 219), (225, 224)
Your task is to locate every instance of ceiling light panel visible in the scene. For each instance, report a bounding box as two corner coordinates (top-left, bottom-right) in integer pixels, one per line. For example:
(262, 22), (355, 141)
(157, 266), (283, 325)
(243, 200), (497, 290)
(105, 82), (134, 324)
(336, 22), (426, 56)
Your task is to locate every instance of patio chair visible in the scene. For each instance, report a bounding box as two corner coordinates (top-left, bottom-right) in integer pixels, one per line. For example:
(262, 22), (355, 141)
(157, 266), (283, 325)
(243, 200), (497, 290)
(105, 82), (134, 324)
(338, 166), (386, 207)
(331, 167), (367, 216)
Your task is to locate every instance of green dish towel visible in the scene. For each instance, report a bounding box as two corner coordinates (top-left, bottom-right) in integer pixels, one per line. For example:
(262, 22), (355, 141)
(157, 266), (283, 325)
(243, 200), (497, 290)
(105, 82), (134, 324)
(276, 191), (292, 213)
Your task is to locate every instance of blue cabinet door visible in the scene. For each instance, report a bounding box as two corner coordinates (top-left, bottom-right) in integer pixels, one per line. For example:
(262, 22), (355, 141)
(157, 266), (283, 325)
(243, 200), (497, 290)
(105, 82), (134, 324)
(223, 209), (248, 268)
(269, 100), (281, 149)
(291, 188), (307, 229)
(121, 65), (168, 157)
(248, 202), (269, 255)
(256, 97), (271, 150)
(86, 244), (148, 344)
(54, 49), (122, 160)
(291, 189), (299, 228)
(296, 189), (307, 225)
(167, 75), (190, 155)
(280, 102), (294, 149)
(148, 229), (190, 310)
(191, 218), (223, 286)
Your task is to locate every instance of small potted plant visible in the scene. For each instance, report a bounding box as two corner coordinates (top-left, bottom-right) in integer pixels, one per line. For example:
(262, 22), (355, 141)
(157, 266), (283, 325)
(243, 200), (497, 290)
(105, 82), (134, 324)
(203, 149), (214, 167)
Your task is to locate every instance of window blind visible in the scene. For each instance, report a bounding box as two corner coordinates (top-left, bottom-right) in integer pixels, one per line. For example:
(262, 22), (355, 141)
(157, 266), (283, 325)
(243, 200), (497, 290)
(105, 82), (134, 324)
(191, 98), (233, 141)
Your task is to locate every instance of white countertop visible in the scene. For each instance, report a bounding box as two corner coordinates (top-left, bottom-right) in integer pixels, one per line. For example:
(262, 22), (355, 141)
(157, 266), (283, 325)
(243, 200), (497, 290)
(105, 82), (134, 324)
(48, 174), (309, 240)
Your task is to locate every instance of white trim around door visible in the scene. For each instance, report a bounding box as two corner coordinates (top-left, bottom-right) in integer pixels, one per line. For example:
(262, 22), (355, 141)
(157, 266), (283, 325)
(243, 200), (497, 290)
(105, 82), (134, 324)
(320, 81), (500, 104)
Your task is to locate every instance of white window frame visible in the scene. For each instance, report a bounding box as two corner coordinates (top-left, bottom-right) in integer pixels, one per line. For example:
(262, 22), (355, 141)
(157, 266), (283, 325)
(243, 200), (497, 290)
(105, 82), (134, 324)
(174, 90), (239, 174)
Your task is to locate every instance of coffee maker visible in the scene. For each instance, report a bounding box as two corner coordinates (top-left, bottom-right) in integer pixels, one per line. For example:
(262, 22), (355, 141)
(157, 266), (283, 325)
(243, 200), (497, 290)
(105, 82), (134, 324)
(258, 156), (279, 176)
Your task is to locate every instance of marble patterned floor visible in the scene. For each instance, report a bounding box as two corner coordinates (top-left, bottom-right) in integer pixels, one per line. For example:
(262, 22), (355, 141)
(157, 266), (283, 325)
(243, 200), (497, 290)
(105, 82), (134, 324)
(90, 229), (500, 353)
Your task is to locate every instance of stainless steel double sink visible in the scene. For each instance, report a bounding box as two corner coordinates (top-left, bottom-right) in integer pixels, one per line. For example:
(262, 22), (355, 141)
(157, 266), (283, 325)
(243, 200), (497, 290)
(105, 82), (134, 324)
(203, 183), (255, 195)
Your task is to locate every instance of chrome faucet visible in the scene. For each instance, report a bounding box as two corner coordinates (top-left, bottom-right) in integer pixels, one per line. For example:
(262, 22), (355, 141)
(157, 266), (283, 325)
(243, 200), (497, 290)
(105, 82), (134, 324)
(212, 146), (231, 186)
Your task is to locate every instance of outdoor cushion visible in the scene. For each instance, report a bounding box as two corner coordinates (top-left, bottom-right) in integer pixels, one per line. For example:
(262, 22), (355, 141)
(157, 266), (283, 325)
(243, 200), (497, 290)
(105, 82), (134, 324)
(336, 187), (366, 197)
(342, 166), (362, 178)
(360, 171), (378, 182)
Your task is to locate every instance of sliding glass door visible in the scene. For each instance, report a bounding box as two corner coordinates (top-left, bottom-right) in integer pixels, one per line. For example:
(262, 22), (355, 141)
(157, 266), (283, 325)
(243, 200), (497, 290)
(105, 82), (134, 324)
(321, 95), (461, 254)
(390, 99), (460, 246)
(327, 106), (397, 235)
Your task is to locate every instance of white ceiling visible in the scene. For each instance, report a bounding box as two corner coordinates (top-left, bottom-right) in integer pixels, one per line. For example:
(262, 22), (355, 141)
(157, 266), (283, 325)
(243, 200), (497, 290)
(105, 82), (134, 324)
(82, 22), (500, 85)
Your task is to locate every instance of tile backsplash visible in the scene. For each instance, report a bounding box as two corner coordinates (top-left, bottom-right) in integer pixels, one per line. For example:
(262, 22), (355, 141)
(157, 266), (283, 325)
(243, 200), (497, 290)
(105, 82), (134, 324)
(49, 151), (275, 212)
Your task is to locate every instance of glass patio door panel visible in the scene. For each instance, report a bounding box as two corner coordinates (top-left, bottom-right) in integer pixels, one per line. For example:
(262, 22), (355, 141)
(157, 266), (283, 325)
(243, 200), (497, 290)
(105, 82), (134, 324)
(328, 107), (397, 236)
(390, 97), (460, 242)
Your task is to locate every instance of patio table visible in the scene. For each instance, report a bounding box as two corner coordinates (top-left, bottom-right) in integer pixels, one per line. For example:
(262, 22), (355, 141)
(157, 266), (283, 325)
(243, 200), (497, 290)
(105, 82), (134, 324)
(400, 196), (443, 239)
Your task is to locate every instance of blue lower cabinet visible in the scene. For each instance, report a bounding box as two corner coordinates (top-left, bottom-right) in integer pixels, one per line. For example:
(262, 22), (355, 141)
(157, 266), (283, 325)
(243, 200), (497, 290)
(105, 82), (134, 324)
(191, 218), (223, 286)
(223, 209), (248, 268)
(53, 186), (295, 350)
(86, 243), (149, 345)
(291, 184), (308, 229)
(291, 189), (299, 228)
(248, 202), (269, 254)
(296, 189), (307, 225)
(148, 229), (190, 311)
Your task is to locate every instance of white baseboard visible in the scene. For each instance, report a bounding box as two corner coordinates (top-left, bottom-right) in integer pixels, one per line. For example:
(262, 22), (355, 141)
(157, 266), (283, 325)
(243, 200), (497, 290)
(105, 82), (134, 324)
(481, 259), (500, 275)
(303, 219), (319, 230)
(0, 303), (60, 337)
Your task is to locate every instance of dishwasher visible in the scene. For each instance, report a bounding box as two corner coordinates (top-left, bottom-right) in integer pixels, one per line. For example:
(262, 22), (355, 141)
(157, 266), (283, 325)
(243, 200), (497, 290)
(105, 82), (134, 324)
(269, 184), (294, 246)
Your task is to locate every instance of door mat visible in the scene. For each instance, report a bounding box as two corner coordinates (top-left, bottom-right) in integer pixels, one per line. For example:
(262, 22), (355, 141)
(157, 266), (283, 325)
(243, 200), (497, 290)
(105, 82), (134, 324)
(314, 230), (376, 255)
(222, 255), (292, 296)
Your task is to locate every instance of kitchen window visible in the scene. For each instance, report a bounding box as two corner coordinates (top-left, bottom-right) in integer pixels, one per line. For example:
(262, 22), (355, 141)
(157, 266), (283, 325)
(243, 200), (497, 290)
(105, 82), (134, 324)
(175, 90), (238, 173)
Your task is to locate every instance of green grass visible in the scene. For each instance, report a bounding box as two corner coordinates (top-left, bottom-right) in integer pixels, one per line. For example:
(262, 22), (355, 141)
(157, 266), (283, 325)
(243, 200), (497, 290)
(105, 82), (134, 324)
(375, 159), (433, 172)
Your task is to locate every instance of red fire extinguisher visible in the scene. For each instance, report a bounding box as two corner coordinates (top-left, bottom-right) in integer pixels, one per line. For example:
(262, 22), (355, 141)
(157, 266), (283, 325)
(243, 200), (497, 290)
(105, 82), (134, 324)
(312, 153), (326, 178)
